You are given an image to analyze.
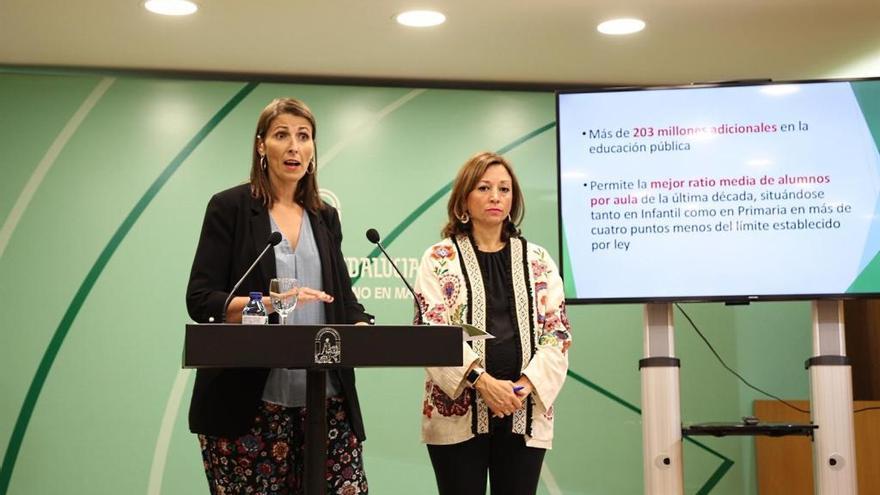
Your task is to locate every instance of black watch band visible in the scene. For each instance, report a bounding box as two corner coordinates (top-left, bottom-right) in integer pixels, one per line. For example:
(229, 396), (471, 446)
(466, 367), (485, 385)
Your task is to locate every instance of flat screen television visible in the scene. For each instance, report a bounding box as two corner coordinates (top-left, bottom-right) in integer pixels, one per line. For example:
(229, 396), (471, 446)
(556, 78), (880, 303)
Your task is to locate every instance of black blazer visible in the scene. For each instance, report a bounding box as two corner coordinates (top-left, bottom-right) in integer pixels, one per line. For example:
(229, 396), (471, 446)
(186, 183), (372, 439)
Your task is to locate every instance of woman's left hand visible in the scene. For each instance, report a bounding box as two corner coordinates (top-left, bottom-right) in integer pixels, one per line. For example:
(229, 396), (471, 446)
(513, 375), (535, 401)
(475, 374), (522, 418)
(296, 286), (334, 304)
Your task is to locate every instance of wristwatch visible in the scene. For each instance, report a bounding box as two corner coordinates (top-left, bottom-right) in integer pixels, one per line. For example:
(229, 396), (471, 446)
(466, 367), (485, 386)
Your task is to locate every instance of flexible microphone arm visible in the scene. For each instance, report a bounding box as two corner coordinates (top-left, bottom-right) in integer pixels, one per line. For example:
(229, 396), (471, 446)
(217, 231), (283, 323)
(365, 228), (424, 324)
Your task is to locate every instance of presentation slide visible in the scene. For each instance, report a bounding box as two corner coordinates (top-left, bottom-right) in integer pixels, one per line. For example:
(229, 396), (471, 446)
(557, 81), (880, 302)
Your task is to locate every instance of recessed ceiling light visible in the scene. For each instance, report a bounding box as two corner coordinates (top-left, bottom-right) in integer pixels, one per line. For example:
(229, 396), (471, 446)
(597, 18), (645, 35)
(396, 10), (446, 27)
(144, 0), (198, 16)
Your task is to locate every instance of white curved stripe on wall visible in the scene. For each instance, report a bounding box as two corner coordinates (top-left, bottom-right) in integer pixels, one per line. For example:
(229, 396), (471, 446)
(147, 369), (193, 495)
(541, 461), (563, 495)
(318, 89), (426, 169)
(0, 77), (115, 259)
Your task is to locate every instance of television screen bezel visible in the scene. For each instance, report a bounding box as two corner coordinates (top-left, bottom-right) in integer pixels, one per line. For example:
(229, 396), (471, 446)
(555, 76), (880, 305)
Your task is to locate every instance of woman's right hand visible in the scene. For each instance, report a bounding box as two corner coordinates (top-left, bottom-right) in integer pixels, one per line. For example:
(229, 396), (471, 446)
(474, 374), (523, 418)
(296, 286), (334, 304)
(225, 287), (332, 323)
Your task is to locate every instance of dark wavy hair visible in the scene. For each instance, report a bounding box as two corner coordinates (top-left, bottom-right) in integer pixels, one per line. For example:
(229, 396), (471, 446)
(441, 151), (524, 240)
(249, 97), (323, 212)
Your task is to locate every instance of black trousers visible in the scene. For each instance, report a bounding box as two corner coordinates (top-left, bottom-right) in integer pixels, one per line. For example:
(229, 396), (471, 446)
(427, 426), (546, 495)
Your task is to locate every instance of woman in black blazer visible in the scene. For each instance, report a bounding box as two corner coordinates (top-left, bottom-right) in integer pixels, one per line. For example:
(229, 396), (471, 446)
(186, 98), (373, 494)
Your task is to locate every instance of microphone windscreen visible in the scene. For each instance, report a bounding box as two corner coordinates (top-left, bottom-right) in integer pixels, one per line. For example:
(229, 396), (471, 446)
(365, 228), (381, 244)
(268, 231), (283, 246)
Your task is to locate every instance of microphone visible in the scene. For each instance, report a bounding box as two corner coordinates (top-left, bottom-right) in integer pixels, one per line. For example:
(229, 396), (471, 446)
(365, 228), (424, 324)
(217, 231), (283, 323)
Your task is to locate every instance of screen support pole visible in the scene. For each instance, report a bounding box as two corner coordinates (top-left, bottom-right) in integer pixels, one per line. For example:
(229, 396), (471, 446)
(808, 300), (858, 494)
(640, 303), (683, 495)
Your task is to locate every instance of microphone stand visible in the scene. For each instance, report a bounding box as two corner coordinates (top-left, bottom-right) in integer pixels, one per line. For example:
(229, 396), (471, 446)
(366, 229), (424, 324)
(215, 232), (282, 323)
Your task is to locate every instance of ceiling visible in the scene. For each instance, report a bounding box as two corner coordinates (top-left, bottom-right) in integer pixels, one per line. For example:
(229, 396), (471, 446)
(2, 0), (879, 87)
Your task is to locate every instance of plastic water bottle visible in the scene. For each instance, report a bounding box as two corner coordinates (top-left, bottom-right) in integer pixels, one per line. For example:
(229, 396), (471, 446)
(241, 291), (268, 324)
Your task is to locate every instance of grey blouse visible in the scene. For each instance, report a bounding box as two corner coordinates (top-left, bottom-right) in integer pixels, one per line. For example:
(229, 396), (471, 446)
(262, 211), (342, 407)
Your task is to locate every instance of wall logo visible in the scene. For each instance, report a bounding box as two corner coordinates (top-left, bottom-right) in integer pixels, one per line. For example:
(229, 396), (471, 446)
(320, 188), (341, 220)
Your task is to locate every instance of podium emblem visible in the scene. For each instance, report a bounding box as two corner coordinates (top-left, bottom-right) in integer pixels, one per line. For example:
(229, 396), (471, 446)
(314, 327), (342, 364)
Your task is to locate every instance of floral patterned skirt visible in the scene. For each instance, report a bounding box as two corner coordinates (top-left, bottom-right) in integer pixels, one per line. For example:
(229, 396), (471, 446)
(198, 397), (367, 495)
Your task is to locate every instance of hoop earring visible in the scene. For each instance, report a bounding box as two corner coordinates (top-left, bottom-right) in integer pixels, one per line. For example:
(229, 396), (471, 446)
(260, 154), (268, 171)
(507, 213), (512, 223)
(458, 212), (470, 224)
(306, 158), (316, 175)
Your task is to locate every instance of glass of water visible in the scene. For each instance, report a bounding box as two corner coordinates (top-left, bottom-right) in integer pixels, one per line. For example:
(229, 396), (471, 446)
(269, 277), (299, 324)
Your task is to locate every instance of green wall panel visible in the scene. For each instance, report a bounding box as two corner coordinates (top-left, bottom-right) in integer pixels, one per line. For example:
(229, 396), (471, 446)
(0, 69), (817, 495)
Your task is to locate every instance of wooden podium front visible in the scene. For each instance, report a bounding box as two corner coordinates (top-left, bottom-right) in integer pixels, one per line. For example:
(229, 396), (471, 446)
(183, 323), (462, 495)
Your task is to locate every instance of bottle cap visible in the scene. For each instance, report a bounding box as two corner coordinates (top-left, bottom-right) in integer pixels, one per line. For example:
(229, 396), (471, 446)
(249, 291), (263, 299)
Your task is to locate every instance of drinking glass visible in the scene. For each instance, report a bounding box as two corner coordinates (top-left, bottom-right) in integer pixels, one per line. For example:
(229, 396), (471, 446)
(269, 277), (300, 324)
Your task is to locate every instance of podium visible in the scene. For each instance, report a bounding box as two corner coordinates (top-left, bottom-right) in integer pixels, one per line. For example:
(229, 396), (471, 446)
(184, 323), (462, 495)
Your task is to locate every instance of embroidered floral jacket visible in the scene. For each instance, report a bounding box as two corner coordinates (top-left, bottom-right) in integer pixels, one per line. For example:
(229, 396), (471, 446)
(414, 235), (571, 449)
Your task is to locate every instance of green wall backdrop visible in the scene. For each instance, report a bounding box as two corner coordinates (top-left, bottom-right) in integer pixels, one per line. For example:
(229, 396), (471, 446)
(0, 70), (813, 494)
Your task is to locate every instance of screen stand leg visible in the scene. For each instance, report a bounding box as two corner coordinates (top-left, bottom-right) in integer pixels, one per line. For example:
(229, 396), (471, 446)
(305, 370), (328, 495)
(809, 300), (858, 494)
(640, 303), (683, 495)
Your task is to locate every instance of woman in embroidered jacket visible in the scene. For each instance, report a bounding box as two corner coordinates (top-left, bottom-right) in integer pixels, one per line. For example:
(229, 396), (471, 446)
(414, 151), (572, 495)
